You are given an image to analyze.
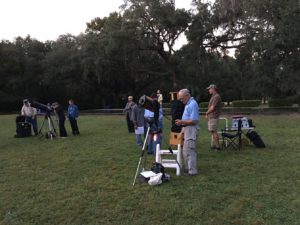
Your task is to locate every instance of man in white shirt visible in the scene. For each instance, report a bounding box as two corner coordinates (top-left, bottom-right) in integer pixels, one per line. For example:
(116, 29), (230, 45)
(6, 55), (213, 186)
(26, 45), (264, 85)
(21, 99), (38, 135)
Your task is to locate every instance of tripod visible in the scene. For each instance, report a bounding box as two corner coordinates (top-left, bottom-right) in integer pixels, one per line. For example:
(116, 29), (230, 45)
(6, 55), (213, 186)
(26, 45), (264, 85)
(133, 117), (163, 186)
(132, 125), (152, 186)
(38, 113), (57, 140)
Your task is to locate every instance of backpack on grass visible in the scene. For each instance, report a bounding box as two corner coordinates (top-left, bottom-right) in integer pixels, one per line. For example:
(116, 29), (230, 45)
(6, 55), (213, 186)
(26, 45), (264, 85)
(246, 130), (266, 148)
(151, 162), (170, 183)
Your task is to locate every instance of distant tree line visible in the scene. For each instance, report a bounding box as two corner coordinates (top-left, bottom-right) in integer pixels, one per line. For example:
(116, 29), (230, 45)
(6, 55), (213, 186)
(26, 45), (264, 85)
(0, 0), (299, 111)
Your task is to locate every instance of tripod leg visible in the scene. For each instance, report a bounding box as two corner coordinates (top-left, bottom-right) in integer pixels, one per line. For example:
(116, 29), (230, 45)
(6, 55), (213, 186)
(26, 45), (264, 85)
(141, 127), (152, 171)
(38, 117), (46, 136)
(132, 151), (145, 186)
(48, 116), (57, 136)
(46, 118), (53, 140)
(52, 118), (57, 135)
(133, 127), (151, 186)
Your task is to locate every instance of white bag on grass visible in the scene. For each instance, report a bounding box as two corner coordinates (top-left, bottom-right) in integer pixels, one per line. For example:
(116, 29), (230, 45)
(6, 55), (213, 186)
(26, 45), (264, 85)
(148, 173), (163, 186)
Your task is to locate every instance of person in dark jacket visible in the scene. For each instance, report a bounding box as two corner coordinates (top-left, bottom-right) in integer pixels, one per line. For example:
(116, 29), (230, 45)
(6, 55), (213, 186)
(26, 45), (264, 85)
(67, 99), (80, 135)
(53, 102), (68, 138)
(123, 96), (136, 133)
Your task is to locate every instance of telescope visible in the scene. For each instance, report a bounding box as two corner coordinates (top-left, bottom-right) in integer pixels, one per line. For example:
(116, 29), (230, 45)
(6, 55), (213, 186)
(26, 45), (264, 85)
(138, 95), (160, 122)
(27, 99), (54, 114)
(25, 99), (58, 139)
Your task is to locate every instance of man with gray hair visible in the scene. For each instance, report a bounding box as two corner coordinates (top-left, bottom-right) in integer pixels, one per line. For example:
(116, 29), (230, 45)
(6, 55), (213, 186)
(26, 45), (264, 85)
(175, 89), (199, 176)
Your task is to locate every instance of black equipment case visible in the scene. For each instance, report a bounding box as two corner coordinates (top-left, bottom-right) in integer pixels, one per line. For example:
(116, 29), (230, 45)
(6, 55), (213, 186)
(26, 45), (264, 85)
(15, 122), (32, 138)
(16, 116), (26, 123)
(246, 130), (266, 148)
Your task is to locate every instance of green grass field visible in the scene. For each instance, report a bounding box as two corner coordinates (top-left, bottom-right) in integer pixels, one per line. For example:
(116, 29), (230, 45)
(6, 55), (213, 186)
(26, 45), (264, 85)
(0, 114), (299, 225)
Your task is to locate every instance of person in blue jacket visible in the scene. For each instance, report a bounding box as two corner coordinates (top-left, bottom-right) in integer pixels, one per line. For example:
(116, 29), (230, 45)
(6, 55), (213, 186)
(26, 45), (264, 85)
(67, 99), (80, 135)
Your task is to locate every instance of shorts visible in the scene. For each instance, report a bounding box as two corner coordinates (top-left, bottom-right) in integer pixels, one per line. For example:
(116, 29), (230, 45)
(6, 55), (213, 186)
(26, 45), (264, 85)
(208, 118), (219, 132)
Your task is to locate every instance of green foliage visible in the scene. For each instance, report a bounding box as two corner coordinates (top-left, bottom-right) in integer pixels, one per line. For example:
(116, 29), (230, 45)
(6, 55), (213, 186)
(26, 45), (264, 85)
(199, 101), (209, 108)
(0, 92), (20, 112)
(232, 100), (261, 107)
(268, 98), (294, 107)
(0, 0), (299, 108)
(120, 0), (192, 87)
(0, 114), (300, 225)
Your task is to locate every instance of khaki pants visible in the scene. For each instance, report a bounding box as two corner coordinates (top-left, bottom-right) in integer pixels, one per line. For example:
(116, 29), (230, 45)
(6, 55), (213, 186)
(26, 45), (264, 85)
(183, 139), (198, 175)
(208, 118), (219, 132)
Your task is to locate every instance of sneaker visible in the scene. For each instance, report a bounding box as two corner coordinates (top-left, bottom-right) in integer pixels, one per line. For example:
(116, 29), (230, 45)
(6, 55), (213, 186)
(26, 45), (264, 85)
(189, 173), (198, 176)
(183, 172), (197, 176)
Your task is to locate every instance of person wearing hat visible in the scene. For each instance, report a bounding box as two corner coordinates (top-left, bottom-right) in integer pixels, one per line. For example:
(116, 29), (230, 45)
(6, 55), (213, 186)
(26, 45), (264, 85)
(206, 84), (222, 151)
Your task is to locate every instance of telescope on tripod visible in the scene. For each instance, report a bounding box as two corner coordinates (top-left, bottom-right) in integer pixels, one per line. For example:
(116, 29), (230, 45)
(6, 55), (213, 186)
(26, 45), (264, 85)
(28, 100), (58, 140)
(132, 95), (161, 186)
(132, 93), (185, 186)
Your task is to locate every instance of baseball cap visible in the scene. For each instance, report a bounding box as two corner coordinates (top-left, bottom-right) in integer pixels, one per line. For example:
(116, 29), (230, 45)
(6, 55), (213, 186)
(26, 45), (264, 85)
(206, 84), (217, 90)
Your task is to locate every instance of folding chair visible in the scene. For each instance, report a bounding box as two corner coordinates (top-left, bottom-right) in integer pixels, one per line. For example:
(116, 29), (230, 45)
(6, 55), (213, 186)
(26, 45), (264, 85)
(217, 117), (229, 148)
(221, 119), (242, 151)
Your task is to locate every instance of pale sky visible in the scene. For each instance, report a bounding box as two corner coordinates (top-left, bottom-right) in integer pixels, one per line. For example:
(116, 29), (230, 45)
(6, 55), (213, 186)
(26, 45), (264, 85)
(0, 0), (194, 42)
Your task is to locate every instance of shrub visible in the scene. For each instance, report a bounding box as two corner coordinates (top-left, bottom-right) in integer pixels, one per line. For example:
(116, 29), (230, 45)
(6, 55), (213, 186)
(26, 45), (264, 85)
(0, 99), (20, 112)
(0, 93), (20, 112)
(199, 102), (209, 108)
(268, 98), (294, 107)
(232, 100), (261, 107)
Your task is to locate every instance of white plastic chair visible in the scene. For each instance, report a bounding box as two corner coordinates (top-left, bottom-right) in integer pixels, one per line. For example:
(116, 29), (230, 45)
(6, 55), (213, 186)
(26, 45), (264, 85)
(155, 144), (182, 176)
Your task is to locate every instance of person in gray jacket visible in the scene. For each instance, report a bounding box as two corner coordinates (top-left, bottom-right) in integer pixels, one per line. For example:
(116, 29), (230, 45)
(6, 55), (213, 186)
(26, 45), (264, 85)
(123, 96), (136, 133)
(132, 104), (145, 146)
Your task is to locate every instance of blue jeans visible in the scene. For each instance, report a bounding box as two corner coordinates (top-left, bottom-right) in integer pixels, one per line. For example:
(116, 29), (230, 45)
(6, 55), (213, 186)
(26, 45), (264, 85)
(135, 134), (143, 146)
(25, 116), (38, 135)
(158, 119), (163, 131)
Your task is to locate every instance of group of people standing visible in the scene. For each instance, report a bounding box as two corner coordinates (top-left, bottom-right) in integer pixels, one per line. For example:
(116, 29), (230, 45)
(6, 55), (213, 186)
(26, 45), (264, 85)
(123, 90), (163, 155)
(21, 99), (80, 138)
(124, 85), (222, 177)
